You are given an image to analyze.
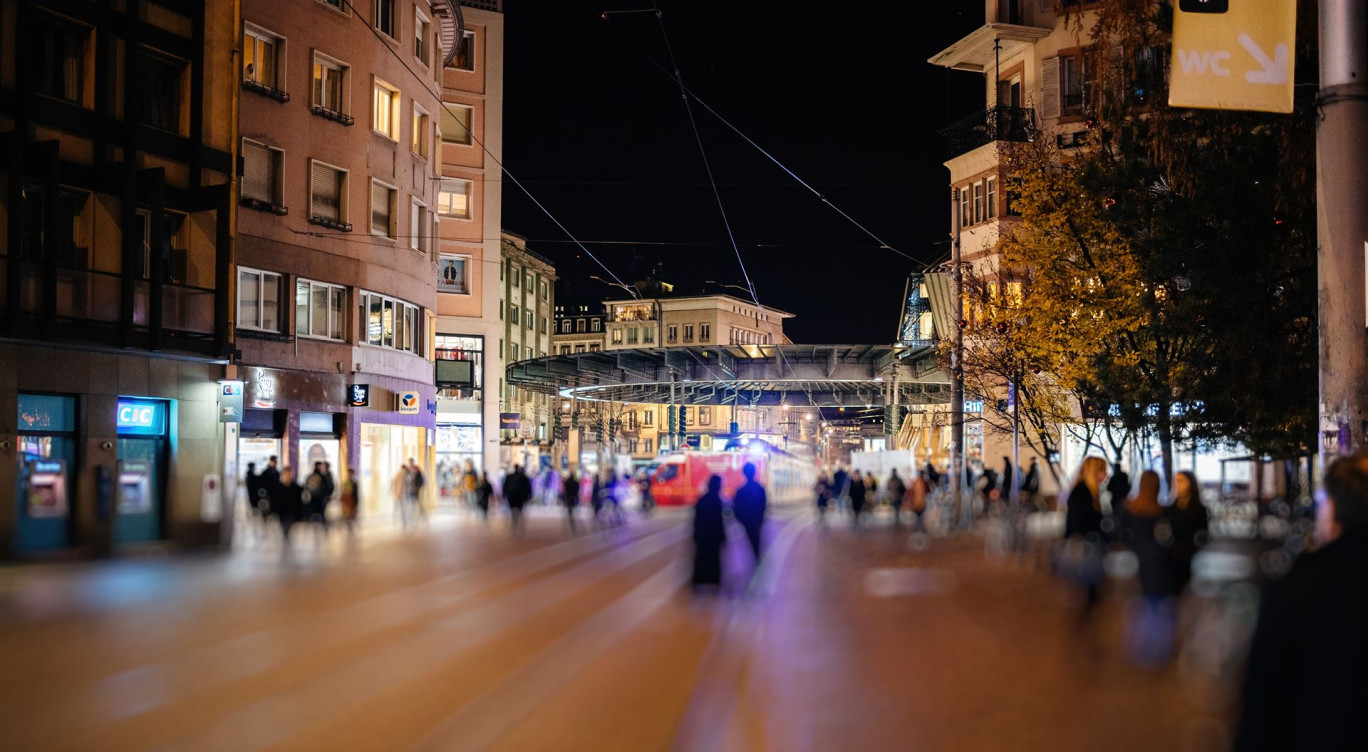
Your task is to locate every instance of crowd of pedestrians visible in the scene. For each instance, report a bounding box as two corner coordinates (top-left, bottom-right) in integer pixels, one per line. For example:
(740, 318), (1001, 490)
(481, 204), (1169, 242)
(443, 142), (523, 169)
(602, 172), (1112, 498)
(243, 455), (354, 546)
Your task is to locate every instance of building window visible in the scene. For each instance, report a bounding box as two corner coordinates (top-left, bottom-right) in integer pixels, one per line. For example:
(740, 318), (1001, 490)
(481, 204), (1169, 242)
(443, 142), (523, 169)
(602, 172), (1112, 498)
(414, 9), (431, 66)
(1061, 53), (1088, 114)
(372, 78), (399, 139)
(238, 268), (282, 332)
(628, 439), (638, 454)
(667, 325), (678, 343)
(129, 208), (188, 281)
(241, 139), (284, 209)
(524, 310), (534, 330)
(359, 291), (421, 352)
(511, 267), (520, 288)
(590, 319), (601, 333)
(525, 346), (533, 360)
(374, 0), (397, 38)
(643, 410), (654, 426)
(611, 328), (623, 344)
(296, 279), (347, 340)
(561, 320), (571, 333)
(440, 104), (473, 145)
(135, 51), (186, 133)
(576, 319), (586, 333)
(539, 280), (548, 300)
(410, 199), (428, 253)
(700, 406), (712, 426)
(412, 104), (430, 158)
(437, 178), (472, 219)
(317, 0), (345, 9)
(699, 323), (711, 342)
(370, 180), (396, 238)
(450, 31), (476, 71)
(309, 160), (348, 229)
(626, 327), (639, 344)
(644, 438), (654, 454)
(589, 344), (601, 352)
(986, 176), (998, 219)
(437, 255), (468, 294)
(243, 25), (285, 98)
(959, 187), (971, 227)
(539, 317), (548, 334)
(972, 181), (984, 224)
(574, 344), (586, 353)
(311, 53), (351, 122)
(510, 303), (519, 323)
(643, 326), (655, 344)
(683, 324), (694, 343)
(29, 12), (89, 105)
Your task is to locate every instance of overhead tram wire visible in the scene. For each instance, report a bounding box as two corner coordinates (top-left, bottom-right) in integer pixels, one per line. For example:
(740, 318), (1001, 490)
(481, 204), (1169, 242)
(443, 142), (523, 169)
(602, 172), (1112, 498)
(587, 0), (932, 270)
(337, 0), (640, 299)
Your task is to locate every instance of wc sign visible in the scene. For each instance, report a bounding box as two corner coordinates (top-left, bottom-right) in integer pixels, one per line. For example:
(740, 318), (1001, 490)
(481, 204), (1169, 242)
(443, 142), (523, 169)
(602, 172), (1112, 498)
(1169, 0), (1296, 114)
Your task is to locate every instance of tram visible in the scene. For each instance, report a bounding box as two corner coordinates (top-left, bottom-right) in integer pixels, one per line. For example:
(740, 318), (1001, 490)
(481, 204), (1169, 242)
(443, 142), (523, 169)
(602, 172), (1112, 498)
(649, 440), (815, 506)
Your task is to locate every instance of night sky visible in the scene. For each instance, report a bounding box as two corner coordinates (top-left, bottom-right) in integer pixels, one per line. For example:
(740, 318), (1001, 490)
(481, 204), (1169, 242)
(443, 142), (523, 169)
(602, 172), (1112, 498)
(501, 1), (983, 343)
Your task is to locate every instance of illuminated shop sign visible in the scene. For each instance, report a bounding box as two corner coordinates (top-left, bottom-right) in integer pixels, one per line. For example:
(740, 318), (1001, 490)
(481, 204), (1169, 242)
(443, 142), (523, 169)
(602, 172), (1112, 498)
(116, 399), (166, 435)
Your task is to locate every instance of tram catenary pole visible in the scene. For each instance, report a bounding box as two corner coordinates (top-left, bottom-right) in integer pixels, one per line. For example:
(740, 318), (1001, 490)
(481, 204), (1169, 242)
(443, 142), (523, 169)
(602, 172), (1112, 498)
(950, 187), (967, 530)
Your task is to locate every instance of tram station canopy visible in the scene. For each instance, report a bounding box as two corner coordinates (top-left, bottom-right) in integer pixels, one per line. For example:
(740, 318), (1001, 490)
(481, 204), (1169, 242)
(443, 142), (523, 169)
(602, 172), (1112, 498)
(505, 344), (949, 407)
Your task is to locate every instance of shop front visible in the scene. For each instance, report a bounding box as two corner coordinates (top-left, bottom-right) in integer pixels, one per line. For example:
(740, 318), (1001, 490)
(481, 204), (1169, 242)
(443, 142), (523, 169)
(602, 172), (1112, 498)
(13, 394), (78, 553)
(113, 398), (170, 544)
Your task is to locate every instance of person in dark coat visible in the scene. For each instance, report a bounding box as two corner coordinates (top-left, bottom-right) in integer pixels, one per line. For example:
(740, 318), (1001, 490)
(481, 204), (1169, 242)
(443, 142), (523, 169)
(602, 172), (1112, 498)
(1118, 470), (1179, 668)
(503, 465), (532, 535)
(475, 472), (493, 522)
(1062, 457), (1109, 635)
(274, 467), (304, 543)
(1235, 453), (1368, 751)
(732, 462), (768, 562)
(692, 474), (727, 589)
(832, 467), (849, 513)
(849, 470), (867, 524)
(561, 470), (579, 531)
(1022, 458), (1042, 510)
(1167, 470), (1208, 594)
(814, 472), (832, 521)
(1106, 462), (1131, 511)
(886, 469), (907, 526)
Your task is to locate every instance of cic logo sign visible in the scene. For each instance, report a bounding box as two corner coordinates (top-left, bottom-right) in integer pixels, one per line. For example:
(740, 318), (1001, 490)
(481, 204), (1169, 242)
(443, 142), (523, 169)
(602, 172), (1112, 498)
(116, 400), (164, 435)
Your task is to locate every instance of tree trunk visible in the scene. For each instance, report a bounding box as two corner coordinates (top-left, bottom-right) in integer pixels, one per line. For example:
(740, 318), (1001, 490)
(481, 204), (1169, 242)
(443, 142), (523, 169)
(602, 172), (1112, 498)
(1157, 403), (1175, 490)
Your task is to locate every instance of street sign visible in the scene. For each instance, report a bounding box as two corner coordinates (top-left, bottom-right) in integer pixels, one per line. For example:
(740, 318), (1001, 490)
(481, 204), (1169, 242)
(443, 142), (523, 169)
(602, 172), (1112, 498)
(1169, 0), (1296, 114)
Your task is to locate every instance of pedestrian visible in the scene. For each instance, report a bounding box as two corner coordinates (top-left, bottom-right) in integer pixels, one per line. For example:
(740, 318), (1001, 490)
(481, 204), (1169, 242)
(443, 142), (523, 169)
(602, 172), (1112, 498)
(1168, 470), (1208, 594)
(1118, 470), (1178, 669)
(503, 464), (532, 535)
(815, 471), (832, 521)
(404, 458), (426, 525)
(1060, 456), (1109, 640)
(275, 467), (304, 545)
(305, 461), (331, 532)
(1106, 461), (1131, 512)
(1022, 457), (1041, 511)
(1002, 455), (1015, 501)
(561, 470), (579, 531)
(692, 474), (727, 590)
(638, 472), (654, 515)
(462, 460), (479, 509)
(908, 470), (929, 532)
(732, 462), (768, 563)
(887, 468), (907, 526)
(476, 471), (494, 522)
(849, 469), (867, 524)
(865, 472), (880, 511)
(590, 471), (605, 526)
(261, 455), (281, 491)
(924, 460), (941, 487)
(833, 465), (850, 513)
(339, 467), (360, 538)
(244, 462), (267, 538)
(1235, 452), (1368, 751)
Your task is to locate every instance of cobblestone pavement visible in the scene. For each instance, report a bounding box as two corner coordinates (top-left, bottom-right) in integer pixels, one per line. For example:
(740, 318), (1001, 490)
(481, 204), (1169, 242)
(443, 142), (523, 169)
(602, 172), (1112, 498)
(0, 506), (1232, 751)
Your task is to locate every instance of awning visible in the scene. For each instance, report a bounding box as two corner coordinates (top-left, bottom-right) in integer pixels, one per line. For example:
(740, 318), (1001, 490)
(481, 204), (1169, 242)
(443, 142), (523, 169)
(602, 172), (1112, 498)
(928, 22), (1053, 73)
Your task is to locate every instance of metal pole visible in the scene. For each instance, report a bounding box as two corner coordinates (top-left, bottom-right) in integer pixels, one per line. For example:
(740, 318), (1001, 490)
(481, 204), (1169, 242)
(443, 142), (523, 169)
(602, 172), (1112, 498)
(950, 187), (967, 529)
(1317, 0), (1368, 466)
(1011, 372), (1022, 549)
(669, 369), (677, 452)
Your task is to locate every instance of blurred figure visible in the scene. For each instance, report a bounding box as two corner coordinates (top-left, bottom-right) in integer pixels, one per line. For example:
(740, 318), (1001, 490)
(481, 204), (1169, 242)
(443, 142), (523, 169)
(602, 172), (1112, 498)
(1168, 470), (1209, 594)
(865, 472), (880, 510)
(244, 462), (267, 539)
(1061, 457), (1109, 634)
(1023, 458), (1041, 511)
(814, 471), (832, 522)
(908, 470), (929, 532)
(732, 462), (768, 562)
(462, 460), (479, 509)
(1106, 461), (1131, 512)
(849, 470), (868, 524)
(886, 469), (907, 526)
(275, 467), (304, 544)
(1236, 453), (1368, 751)
(832, 465), (850, 514)
(339, 467), (360, 538)
(638, 472), (654, 516)
(476, 472), (494, 522)
(590, 472), (605, 527)
(503, 464), (532, 535)
(561, 470), (579, 531)
(1118, 470), (1177, 669)
(692, 475), (727, 590)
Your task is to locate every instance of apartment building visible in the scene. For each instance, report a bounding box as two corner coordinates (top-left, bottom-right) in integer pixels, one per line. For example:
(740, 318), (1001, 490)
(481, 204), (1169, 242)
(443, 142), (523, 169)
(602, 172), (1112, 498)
(552, 303), (605, 355)
(0, 1), (237, 557)
(434, 0), (503, 497)
(498, 231), (554, 453)
(234, 0), (460, 520)
(602, 293), (793, 351)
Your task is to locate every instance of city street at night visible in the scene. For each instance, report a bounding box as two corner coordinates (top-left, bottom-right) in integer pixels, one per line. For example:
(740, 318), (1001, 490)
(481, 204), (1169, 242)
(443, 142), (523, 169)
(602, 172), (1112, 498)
(0, 509), (1222, 751)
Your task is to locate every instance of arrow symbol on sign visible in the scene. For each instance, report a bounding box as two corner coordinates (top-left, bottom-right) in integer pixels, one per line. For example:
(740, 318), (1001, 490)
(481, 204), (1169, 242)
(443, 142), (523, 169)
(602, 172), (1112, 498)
(1238, 33), (1289, 85)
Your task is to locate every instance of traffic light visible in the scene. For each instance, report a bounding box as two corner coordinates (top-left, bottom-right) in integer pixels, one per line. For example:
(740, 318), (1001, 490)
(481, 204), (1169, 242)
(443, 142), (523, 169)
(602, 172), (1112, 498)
(678, 406), (688, 437)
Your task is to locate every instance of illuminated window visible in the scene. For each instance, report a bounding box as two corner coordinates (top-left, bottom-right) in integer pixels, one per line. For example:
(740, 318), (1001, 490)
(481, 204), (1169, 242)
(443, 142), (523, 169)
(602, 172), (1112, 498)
(243, 24), (283, 93)
(412, 104), (430, 158)
(449, 31), (476, 71)
(437, 178), (472, 219)
(372, 78), (399, 139)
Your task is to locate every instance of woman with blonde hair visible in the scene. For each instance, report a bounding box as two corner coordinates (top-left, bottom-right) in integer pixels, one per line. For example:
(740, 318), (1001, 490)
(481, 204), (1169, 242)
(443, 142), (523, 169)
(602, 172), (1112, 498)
(1120, 470), (1179, 668)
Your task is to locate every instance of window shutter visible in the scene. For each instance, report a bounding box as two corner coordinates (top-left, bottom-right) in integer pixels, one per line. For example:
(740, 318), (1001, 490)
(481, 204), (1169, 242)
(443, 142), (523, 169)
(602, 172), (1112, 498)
(242, 142), (271, 202)
(1041, 56), (1061, 119)
(371, 183), (392, 235)
(410, 201), (421, 250)
(311, 164), (340, 220)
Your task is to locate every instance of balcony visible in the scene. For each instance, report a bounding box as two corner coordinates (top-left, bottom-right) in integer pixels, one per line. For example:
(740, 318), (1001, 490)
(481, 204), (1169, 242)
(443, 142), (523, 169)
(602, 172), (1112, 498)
(940, 105), (1036, 159)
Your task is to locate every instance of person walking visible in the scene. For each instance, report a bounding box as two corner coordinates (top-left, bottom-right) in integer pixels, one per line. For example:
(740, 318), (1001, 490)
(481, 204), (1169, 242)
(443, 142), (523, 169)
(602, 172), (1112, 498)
(1106, 461), (1131, 513)
(1168, 470), (1209, 594)
(476, 471), (494, 523)
(832, 466), (850, 514)
(274, 467), (304, 546)
(849, 469), (868, 525)
(815, 471), (832, 522)
(908, 470), (930, 532)
(339, 467), (360, 539)
(404, 458), (426, 526)
(692, 474), (727, 590)
(1022, 457), (1042, 511)
(1061, 456), (1109, 642)
(503, 464), (532, 535)
(732, 462), (768, 563)
(561, 470), (580, 531)
(1118, 470), (1178, 668)
(1235, 453), (1368, 751)
(887, 469), (907, 526)
(462, 461), (479, 509)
